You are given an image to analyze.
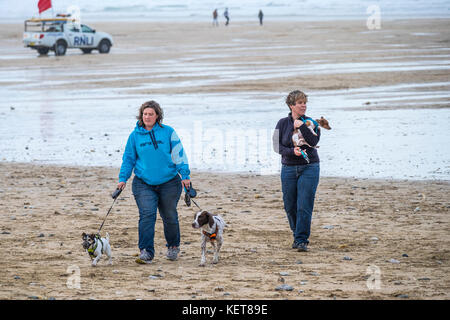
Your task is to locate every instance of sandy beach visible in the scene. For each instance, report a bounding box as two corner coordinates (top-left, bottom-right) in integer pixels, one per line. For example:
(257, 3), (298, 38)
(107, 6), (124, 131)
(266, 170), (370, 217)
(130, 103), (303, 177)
(0, 162), (448, 300)
(0, 18), (449, 299)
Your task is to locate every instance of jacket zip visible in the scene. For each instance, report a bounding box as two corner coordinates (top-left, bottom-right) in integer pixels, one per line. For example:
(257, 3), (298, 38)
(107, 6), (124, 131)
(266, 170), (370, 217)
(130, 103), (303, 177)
(149, 131), (158, 150)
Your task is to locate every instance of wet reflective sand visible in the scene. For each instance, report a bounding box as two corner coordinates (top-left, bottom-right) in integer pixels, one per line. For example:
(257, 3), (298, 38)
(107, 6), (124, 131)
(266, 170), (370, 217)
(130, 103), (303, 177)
(0, 19), (449, 180)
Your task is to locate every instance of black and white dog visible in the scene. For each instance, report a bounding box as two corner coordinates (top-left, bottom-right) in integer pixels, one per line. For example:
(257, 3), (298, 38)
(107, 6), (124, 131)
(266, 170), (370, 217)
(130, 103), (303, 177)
(192, 211), (226, 267)
(82, 232), (112, 267)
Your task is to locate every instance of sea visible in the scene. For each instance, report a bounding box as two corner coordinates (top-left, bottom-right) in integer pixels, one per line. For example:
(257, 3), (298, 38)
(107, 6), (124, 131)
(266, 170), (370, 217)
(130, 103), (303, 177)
(1, 0), (449, 22)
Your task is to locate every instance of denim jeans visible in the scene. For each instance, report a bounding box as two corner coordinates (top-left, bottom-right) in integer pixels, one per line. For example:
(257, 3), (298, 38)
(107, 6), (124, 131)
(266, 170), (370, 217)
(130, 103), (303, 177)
(281, 162), (320, 244)
(132, 174), (182, 257)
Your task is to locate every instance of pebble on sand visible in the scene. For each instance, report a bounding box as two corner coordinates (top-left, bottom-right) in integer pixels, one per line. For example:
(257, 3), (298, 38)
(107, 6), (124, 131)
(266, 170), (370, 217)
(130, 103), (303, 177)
(275, 284), (294, 291)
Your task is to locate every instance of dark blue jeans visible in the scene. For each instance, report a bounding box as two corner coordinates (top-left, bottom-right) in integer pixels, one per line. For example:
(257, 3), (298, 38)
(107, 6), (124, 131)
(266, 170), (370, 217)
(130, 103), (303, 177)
(132, 174), (182, 257)
(281, 162), (320, 244)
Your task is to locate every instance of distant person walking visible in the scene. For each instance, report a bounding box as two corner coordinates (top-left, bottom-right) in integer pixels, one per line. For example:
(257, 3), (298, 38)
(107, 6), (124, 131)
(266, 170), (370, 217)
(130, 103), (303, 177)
(212, 9), (219, 26)
(258, 10), (264, 26)
(224, 8), (230, 26)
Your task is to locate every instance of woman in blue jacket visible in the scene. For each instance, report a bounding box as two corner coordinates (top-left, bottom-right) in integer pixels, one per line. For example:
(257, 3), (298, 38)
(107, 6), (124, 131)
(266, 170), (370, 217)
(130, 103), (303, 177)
(273, 90), (321, 253)
(117, 100), (191, 263)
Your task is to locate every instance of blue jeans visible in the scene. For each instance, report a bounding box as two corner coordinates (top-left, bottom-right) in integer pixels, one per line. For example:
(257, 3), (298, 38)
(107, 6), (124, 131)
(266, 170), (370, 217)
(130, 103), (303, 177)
(281, 163), (320, 244)
(132, 174), (182, 257)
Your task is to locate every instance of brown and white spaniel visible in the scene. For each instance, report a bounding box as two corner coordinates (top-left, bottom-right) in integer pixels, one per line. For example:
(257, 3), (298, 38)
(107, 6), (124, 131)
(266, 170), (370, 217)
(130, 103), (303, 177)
(192, 210), (226, 267)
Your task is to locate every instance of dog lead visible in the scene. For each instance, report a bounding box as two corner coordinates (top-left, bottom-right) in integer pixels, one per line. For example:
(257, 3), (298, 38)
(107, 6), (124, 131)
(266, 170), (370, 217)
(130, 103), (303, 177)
(184, 184), (201, 210)
(97, 188), (123, 235)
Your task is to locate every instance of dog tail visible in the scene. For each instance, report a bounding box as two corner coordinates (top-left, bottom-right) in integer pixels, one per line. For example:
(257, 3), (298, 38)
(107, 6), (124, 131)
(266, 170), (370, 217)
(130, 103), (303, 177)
(106, 232), (110, 241)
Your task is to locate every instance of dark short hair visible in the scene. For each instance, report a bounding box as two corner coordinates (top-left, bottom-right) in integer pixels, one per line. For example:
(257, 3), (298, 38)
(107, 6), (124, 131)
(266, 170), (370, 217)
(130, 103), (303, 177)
(285, 90), (308, 107)
(137, 100), (164, 128)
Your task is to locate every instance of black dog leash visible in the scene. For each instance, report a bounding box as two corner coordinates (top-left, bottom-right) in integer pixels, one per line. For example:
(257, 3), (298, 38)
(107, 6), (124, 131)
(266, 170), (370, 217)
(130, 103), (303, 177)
(184, 184), (202, 210)
(191, 198), (202, 210)
(97, 188), (122, 235)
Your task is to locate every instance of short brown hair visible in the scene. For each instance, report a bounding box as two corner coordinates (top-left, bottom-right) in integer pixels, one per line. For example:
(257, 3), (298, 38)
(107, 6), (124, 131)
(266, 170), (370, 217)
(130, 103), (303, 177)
(285, 90), (308, 107)
(137, 100), (164, 128)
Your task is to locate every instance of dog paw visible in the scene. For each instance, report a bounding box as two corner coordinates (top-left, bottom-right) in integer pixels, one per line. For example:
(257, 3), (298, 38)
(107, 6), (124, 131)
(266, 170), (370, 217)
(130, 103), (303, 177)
(199, 262), (206, 267)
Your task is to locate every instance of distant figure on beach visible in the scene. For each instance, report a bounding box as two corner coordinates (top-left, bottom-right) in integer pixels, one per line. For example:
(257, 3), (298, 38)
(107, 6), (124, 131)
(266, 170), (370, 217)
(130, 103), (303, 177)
(273, 90), (321, 253)
(212, 9), (219, 26)
(224, 8), (230, 26)
(258, 10), (264, 25)
(117, 100), (191, 264)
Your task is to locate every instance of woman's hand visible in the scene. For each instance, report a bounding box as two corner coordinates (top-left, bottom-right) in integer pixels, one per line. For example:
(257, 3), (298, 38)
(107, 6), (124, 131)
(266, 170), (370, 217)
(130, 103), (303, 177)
(181, 179), (191, 190)
(117, 182), (126, 190)
(294, 119), (304, 129)
(294, 147), (302, 157)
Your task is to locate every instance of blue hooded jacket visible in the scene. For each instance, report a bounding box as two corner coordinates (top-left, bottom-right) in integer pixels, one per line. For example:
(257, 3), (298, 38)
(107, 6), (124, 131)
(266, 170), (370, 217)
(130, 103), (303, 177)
(119, 121), (190, 185)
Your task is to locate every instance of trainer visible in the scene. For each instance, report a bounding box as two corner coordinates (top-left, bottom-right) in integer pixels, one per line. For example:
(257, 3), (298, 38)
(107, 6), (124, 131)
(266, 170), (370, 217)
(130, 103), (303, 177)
(117, 100), (191, 263)
(273, 90), (321, 252)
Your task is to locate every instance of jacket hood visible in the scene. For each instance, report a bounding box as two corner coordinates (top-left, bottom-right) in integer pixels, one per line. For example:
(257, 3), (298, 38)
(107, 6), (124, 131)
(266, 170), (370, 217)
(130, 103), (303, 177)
(134, 121), (162, 134)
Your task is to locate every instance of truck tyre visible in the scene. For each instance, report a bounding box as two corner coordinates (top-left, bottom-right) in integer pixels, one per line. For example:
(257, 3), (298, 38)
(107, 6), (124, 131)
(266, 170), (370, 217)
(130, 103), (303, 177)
(98, 39), (111, 54)
(37, 47), (49, 55)
(54, 40), (67, 56)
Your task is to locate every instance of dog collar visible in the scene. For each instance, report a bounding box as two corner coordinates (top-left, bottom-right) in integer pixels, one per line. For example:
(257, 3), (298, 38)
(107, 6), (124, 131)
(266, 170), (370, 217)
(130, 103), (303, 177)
(88, 246), (96, 257)
(203, 225), (219, 240)
(87, 243), (97, 258)
(87, 235), (104, 257)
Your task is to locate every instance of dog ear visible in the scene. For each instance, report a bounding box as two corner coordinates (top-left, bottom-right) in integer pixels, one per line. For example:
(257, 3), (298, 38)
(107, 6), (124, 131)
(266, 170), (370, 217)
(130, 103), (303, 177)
(82, 232), (86, 238)
(208, 213), (215, 228)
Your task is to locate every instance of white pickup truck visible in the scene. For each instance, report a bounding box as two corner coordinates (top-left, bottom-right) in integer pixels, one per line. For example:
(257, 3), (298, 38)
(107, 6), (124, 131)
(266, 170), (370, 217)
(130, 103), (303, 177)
(23, 18), (114, 56)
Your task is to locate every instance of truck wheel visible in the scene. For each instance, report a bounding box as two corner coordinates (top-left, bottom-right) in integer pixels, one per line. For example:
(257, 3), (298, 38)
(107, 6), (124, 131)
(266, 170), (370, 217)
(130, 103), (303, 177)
(37, 47), (49, 55)
(81, 48), (93, 54)
(98, 39), (111, 54)
(54, 40), (67, 56)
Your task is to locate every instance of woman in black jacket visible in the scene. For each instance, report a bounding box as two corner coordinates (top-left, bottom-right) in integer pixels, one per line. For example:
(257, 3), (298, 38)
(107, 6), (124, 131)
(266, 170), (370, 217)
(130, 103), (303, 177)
(273, 90), (321, 252)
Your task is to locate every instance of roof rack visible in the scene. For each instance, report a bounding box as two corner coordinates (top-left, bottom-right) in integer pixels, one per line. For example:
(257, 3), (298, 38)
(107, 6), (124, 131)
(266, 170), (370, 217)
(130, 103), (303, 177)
(26, 17), (76, 22)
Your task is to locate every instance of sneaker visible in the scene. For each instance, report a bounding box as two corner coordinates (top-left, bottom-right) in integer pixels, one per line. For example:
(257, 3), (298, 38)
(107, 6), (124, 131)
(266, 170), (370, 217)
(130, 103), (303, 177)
(166, 246), (180, 261)
(292, 241), (301, 249)
(136, 249), (153, 264)
(297, 243), (309, 252)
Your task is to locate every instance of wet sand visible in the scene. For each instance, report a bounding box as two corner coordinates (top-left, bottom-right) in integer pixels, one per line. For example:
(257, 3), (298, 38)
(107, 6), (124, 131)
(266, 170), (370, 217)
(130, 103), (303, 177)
(1, 19), (449, 101)
(0, 162), (449, 300)
(1, 19), (450, 180)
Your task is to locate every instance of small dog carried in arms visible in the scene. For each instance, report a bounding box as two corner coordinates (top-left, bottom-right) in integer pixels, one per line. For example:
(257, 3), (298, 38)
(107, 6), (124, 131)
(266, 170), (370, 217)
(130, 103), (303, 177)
(292, 116), (331, 148)
(192, 211), (226, 267)
(82, 232), (112, 267)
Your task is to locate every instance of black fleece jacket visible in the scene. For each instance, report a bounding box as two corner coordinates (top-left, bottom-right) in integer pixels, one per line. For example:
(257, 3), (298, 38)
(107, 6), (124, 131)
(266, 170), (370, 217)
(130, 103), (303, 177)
(273, 113), (321, 166)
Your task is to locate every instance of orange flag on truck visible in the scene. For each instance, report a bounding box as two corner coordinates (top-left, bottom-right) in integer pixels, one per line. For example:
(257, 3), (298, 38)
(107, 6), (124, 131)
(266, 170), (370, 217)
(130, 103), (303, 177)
(38, 0), (52, 14)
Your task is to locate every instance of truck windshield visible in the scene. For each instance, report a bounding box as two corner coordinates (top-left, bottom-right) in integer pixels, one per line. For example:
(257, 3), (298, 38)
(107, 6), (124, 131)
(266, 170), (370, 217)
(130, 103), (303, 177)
(81, 25), (94, 33)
